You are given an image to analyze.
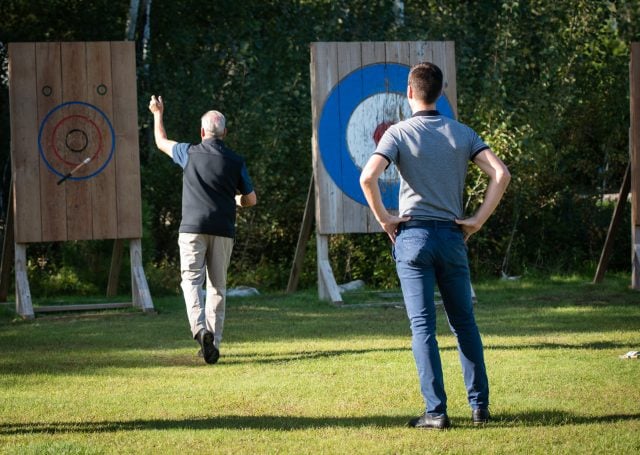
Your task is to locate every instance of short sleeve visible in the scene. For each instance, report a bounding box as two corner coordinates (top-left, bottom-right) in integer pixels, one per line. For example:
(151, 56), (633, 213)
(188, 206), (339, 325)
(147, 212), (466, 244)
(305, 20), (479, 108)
(238, 163), (254, 195)
(374, 126), (400, 165)
(469, 130), (489, 161)
(172, 143), (190, 168)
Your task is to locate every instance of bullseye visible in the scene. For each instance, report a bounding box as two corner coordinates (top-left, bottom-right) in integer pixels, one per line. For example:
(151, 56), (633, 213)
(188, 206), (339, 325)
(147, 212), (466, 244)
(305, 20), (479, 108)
(51, 114), (103, 166)
(373, 122), (394, 145)
(65, 129), (89, 153)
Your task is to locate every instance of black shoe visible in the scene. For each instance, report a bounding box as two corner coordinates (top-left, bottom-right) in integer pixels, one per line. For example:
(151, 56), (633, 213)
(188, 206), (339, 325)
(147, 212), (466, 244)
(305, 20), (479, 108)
(196, 347), (220, 363)
(408, 413), (451, 430)
(195, 329), (219, 365)
(472, 408), (490, 425)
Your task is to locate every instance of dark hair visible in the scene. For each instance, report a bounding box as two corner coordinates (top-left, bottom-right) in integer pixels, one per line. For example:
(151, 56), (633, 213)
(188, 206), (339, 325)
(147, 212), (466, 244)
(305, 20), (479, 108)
(408, 62), (443, 104)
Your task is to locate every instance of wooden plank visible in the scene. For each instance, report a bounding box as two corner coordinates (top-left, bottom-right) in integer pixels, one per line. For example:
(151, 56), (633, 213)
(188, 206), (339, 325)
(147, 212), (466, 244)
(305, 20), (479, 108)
(430, 41), (457, 118)
(443, 41), (458, 119)
(111, 41), (142, 238)
(385, 41), (411, 66)
(360, 42), (388, 233)
(409, 41), (432, 66)
(14, 243), (34, 318)
(631, 43), (640, 228)
(361, 41), (385, 64)
(337, 42), (370, 233)
(34, 302), (133, 313)
(61, 42), (93, 240)
(631, 43), (640, 289)
(316, 234), (343, 304)
(35, 42), (67, 242)
(107, 238), (125, 296)
(287, 175), (315, 293)
(9, 43), (42, 243)
(633, 233), (640, 290)
(87, 41), (118, 239)
(594, 163), (630, 283)
(310, 42), (343, 234)
(0, 185), (14, 301)
(129, 239), (154, 312)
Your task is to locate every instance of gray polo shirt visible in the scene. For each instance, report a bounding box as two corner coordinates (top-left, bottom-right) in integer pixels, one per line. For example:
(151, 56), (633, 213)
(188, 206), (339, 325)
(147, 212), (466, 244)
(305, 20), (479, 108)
(374, 110), (488, 221)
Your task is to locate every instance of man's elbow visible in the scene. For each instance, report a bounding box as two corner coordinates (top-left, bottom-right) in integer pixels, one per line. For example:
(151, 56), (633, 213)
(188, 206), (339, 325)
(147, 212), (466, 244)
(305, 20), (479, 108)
(359, 171), (375, 190)
(498, 165), (511, 187)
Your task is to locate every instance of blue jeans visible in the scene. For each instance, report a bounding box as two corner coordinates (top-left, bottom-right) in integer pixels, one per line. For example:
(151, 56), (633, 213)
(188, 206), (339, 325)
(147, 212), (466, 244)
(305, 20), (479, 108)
(394, 220), (489, 415)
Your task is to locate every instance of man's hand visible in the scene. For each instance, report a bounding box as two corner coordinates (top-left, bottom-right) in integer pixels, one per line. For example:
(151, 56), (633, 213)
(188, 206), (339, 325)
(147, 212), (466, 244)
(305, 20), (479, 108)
(380, 214), (411, 244)
(148, 95), (176, 157)
(149, 95), (164, 115)
(455, 216), (482, 241)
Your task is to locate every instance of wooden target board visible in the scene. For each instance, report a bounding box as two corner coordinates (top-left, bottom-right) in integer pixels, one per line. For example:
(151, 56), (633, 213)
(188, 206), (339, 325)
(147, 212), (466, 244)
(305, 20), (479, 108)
(8, 41), (142, 243)
(631, 42), (640, 288)
(310, 41), (457, 234)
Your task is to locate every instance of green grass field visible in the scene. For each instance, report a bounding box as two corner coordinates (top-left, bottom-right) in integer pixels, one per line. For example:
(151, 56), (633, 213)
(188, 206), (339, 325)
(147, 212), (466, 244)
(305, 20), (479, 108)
(0, 274), (639, 454)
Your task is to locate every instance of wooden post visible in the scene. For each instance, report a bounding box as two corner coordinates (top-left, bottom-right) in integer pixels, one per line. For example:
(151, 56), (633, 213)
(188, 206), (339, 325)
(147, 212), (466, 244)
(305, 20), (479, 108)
(129, 238), (154, 312)
(593, 163), (631, 283)
(287, 176), (315, 293)
(14, 243), (34, 318)
(631, 43), (640, 289)
(316, 234), (343, 305)
(0, 186), (14, 301)
(106, 239), (125, 296)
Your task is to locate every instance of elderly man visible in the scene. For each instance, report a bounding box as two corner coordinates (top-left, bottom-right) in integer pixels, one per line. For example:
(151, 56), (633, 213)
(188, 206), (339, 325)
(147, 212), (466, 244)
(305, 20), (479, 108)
(149, 95), (257, 364)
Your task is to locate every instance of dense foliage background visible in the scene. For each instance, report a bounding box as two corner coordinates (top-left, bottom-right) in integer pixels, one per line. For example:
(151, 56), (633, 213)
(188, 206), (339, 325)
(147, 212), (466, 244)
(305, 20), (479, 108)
(2, 0), (640, 296)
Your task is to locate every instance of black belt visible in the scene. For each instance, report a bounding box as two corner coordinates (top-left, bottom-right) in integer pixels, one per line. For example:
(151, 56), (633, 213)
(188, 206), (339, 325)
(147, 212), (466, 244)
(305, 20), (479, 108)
(400, 220), (459, 229)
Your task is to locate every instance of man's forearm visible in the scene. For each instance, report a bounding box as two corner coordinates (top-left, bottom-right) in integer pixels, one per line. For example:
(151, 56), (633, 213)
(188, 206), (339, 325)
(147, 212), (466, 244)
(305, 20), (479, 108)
(361, 178), (390, 224)
(152, 113), (174, 156)
(473, 173), (510, 226)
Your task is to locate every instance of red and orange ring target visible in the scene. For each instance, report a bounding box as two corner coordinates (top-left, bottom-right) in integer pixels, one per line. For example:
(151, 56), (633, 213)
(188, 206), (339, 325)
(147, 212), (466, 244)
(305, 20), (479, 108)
(38, 100), (115, 181)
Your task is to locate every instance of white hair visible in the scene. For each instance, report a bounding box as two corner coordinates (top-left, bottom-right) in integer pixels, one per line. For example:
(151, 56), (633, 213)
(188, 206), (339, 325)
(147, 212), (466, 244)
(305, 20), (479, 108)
(201, 110), (226, 136)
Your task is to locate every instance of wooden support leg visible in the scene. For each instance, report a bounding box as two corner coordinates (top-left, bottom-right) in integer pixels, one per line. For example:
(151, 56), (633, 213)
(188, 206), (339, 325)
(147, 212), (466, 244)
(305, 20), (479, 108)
(287, 176), (315, 293)
(14, 243), (34, 319)
(316, 234), (343, 305)
(594, 164), (631, 284)
(0, 187), (15, 302)
(129, 239), (155, 313)
(106, 239), (125, 297)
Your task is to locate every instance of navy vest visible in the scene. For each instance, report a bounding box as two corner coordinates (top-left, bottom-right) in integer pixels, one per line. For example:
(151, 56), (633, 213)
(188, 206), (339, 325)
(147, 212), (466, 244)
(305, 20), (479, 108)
(179, 138), (245, 238)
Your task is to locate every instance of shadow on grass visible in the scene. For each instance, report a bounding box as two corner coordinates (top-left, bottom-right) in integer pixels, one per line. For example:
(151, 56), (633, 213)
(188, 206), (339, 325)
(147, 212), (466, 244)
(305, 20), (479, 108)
(3, 338), (636, 376)
(1, 411), (639, 435)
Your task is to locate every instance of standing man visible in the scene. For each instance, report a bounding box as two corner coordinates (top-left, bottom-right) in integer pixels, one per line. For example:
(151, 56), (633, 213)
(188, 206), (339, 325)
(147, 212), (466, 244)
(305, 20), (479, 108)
(360, 62), (510, 429)
(149, 95), (257, 365)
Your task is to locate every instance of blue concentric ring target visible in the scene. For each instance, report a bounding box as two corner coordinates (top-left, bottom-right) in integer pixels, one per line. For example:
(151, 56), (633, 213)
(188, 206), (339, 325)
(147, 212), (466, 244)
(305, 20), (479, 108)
(318, 63), (454, 209)
(38, 101), (116, 181)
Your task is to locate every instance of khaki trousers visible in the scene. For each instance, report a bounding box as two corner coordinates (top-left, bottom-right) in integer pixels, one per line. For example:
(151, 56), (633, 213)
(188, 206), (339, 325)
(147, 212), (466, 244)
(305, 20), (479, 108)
(178, 232), (234, 347)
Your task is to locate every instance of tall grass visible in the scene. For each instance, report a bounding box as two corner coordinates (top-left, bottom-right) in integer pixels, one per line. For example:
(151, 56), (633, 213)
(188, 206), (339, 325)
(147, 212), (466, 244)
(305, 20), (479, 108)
(0, 274), (639, 454)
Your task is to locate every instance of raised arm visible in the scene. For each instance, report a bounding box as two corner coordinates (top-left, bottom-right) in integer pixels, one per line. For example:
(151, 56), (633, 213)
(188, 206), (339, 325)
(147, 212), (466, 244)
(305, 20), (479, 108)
(455, 149), (511, 239)
(148, 95), (177, 157)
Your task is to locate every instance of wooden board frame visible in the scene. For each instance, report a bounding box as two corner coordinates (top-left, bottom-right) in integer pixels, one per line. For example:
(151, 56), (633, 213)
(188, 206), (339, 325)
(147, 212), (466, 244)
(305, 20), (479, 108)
(309, 41), (457, 303)
(8, 41), (142, 243)
(631, 43), (640, 289)
(6, 41), (153, 317)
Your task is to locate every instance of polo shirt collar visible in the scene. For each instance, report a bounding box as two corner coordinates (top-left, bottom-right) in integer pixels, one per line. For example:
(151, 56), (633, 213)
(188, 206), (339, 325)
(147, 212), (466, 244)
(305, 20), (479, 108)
(412, 110), (441, 117)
